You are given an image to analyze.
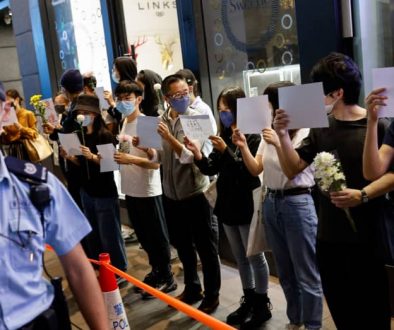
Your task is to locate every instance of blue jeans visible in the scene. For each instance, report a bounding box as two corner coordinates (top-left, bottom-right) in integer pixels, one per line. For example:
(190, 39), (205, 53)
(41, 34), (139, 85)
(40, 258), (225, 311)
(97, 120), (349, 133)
(264, 193), (322, 330)
(223, 224), (269, 294)
(80, 189), (128, 271)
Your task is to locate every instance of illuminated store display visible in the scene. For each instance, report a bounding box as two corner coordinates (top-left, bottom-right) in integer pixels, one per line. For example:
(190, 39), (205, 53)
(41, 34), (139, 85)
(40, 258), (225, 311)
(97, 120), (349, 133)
(202, 0), (300, 101)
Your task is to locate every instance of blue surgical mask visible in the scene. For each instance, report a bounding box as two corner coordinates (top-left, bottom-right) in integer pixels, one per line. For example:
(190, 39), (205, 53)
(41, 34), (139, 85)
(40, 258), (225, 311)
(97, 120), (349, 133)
(169, 95), (190, 114)
(219, 111), (234, 128)
(112, 71), (120, 84)
(82, 115), (93, 127)
(116, 100), (135, 116)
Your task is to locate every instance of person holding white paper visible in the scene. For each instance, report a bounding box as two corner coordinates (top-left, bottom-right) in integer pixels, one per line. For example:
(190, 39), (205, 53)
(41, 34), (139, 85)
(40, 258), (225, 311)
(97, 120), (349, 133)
(139, 74), (220, 314)
(1, 88), (38, 160)
(273, 53), (392, 330)
(185, 86), (271, 328)
(60, 94), (128, 277)
(233, 82), (322, 330)
(113, 81), (176, 297)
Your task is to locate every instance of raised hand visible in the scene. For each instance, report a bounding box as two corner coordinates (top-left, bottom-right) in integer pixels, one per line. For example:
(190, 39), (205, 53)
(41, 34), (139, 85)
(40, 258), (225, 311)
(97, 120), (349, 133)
(184, 136), (202, 160)
(273, 109), (290, 137)
(262, 128), (280, 147)
(232, 128), (247, 149)
(157, 122), (171, 141)
(365, 88), (387, 122)
(209, 135), (227, 153)
(103, 90), (116, 108)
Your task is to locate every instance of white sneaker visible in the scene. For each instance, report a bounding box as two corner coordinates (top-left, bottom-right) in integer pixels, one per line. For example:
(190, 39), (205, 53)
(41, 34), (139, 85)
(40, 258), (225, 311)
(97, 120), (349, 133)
(285, 324), (304, 330)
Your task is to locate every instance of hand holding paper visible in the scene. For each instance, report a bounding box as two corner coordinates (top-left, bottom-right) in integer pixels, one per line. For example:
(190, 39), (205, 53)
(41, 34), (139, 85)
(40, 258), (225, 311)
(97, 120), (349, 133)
(372, 67), (394, 117)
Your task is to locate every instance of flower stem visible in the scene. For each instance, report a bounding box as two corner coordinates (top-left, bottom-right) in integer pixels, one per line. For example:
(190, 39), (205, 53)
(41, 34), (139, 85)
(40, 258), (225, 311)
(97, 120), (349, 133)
(344, 208), (357, 232)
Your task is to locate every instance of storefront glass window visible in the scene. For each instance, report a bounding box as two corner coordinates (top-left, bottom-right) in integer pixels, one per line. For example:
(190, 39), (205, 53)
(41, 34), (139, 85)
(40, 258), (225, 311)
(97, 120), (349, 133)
(353, 1), (394, 98)
(51, 0), (111, 89)
(122, 1), (183, 78)
(202, 0), (301, 104)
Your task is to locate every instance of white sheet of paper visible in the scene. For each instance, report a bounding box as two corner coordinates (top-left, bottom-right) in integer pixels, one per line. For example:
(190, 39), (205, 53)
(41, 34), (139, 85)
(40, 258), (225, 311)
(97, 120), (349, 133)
(279, 82), (329, 129)
(41, 98), (58, 126)
(95, 87), (108, 110)
(136, 116), (162, 149)
(97, 143), (119, 172)
(58, 133), (82, 156)
(0, 102), (18, 128)
(179, 115), (214, 141)
(237, 95), (272, 134)
(372, 67), (394, 117)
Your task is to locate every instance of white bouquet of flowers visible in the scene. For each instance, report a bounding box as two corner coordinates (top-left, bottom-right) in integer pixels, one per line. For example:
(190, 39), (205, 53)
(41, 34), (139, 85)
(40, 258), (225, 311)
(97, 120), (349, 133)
(313, 151), (357, 232)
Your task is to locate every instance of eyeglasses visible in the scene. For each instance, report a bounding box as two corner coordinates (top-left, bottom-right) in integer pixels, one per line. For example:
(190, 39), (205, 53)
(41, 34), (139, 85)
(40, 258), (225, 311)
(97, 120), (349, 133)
(167, 90), (189, 100)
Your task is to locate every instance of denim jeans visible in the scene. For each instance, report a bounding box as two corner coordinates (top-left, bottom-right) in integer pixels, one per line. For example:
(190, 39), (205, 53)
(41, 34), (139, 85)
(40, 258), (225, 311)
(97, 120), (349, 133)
(80, 189), (128, 271)
(223, 223), (269, 294)
(264, 193), (322, 330)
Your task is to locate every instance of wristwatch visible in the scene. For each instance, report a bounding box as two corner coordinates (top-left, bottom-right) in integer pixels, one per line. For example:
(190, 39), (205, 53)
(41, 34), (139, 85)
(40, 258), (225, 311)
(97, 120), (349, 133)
(360, 189), (369, 203)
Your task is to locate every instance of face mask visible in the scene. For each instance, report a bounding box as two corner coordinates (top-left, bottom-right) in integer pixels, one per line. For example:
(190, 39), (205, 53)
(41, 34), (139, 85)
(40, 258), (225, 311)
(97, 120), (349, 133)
(325, 98), (339, 114)
(219, 111), (234, 128)
(82, 115), (93, 127)
(112, 71), (120, 84)
(116, 100), (135, 116)
(54, 105), (66, 114)
(169, 95), (190, 114)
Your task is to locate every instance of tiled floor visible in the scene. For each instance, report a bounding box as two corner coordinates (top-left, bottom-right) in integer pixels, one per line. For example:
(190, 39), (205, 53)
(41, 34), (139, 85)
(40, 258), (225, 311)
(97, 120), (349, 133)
(44, 240), (391, 329)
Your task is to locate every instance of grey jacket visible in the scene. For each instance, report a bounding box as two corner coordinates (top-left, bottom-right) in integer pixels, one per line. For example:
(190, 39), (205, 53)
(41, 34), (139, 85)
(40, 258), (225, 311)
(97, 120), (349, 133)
(157, 108), (211, 200)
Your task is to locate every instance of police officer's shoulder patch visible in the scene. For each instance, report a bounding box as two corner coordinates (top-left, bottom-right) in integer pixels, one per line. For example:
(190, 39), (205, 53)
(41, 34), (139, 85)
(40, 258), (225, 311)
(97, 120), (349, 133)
(5, 156), (48, 183)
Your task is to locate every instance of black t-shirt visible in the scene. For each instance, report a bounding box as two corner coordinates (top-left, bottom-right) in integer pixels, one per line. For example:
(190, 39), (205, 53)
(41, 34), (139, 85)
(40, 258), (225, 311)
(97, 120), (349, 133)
(78, 130), (118, 198)
(297, 115), (390, 244)
(383, 119), (394, 147)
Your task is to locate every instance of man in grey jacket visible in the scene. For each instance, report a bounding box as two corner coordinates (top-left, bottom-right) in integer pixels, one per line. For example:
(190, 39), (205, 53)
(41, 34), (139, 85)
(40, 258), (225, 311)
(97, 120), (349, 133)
(144, 74), (221, 314)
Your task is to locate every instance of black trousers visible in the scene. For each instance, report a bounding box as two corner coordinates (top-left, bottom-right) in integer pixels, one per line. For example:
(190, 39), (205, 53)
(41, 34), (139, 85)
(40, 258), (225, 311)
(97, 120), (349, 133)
(163, 193), (221, 298)
(317, 240), (391, 330)
(125, 195), (172, 279)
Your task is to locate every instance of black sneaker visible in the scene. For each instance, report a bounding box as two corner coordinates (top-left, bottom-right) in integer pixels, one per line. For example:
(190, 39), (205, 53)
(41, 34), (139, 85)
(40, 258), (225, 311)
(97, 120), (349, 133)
(141, 276), (177, 300)
(133, 270), (158, 293)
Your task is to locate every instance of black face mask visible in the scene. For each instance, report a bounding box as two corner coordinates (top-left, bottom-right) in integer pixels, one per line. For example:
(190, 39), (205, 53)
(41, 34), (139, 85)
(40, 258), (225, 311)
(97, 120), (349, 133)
(54, 105), (66, 114)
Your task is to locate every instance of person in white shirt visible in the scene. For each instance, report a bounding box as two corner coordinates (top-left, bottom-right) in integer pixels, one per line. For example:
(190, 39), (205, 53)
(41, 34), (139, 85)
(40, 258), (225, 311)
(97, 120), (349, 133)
(232, 82), (323, 330)
(113, 81), (176, 298)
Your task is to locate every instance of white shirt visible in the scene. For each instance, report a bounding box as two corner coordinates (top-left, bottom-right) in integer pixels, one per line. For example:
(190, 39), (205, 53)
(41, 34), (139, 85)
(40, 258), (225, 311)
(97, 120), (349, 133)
(119, 114), (162, 197)
(257, 128), (315, 190)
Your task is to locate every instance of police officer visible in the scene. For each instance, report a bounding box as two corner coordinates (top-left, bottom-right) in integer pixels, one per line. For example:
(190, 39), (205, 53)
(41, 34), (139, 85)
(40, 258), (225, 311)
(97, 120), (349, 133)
(0, 82), (107, 329)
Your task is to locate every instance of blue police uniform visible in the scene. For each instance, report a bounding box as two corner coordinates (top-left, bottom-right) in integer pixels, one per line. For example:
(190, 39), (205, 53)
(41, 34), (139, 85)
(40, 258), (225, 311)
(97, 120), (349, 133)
(0, 151), (92, 329)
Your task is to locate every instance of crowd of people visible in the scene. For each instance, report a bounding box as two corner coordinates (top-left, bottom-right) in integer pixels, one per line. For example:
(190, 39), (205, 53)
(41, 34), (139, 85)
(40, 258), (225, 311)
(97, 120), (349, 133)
(1, 51), (393, 330)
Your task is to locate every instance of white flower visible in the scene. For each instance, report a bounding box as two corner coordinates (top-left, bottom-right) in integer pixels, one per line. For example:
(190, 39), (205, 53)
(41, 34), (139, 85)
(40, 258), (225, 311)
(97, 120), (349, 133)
(76, 114), (85, 124)
(153, 83), (162, 91)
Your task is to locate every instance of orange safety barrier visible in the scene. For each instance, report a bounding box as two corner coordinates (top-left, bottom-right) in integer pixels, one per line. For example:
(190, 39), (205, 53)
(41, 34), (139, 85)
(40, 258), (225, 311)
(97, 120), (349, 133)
(45, 246), (235, 329)
(90, 259), (236, 330)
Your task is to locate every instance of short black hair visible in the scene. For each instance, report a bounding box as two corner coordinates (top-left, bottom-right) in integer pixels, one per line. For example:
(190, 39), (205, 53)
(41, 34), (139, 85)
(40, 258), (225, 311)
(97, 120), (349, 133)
(161, 74), (187, 96)
(114, 56), (138, 82)
(176, 69), (199, 96)
(310, 52), (362, 105)
(115, 80), (143, 97)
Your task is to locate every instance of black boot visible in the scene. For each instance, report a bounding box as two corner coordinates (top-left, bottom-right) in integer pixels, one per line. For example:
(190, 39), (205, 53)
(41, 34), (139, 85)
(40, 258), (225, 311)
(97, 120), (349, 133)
(240, 293), (272, 329)
(226, 288), (254, 325)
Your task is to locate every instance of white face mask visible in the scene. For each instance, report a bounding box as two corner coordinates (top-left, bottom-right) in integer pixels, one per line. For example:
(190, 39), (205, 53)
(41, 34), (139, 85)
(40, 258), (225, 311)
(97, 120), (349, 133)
(325, 97), (339, 114)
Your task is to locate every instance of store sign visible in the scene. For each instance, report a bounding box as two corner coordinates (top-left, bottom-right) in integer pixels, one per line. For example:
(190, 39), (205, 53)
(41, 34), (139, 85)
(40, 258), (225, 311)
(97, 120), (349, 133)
(137, 1), (176, 16)
(222, 0), (280, 52)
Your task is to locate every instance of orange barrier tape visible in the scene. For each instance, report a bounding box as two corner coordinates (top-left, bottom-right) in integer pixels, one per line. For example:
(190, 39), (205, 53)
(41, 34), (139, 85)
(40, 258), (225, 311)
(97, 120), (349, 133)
(45, 247), (235, 329)
(92, 259), (235, 330)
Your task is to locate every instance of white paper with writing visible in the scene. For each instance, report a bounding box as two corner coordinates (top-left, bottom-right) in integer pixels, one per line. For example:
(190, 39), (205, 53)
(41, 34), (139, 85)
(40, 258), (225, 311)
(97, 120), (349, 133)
(179, 115), (214, 141)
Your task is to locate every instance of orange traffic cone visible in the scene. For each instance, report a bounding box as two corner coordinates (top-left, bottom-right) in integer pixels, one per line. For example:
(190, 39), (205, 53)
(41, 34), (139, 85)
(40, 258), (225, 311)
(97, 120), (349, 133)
(99, 253), (130, 330)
